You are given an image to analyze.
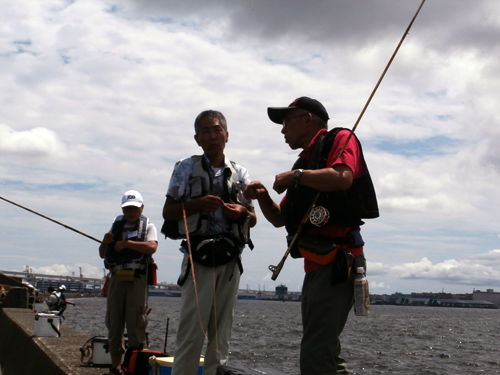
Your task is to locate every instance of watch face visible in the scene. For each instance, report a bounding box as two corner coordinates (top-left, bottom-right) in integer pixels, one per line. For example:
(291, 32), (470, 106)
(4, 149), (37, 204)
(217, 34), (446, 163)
(294, 169), (302, 183)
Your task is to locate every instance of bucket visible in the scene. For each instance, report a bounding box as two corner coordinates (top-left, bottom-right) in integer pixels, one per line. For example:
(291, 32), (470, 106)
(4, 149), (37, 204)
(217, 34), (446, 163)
(91, 337), (129, 365)
(34, 313), (61, 337)
(150, 356), (204, 375)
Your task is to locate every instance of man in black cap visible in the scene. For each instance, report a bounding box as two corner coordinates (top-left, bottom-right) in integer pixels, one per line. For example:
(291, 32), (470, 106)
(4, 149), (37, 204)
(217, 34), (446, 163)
(244, 97), (378, 374)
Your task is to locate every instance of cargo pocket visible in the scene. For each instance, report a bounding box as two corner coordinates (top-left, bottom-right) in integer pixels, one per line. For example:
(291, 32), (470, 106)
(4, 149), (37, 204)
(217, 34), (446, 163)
(137, 306), (148, 330)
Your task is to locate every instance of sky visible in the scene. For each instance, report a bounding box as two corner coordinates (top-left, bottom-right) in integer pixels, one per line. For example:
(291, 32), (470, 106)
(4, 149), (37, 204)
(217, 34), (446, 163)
(2, 0), (500, 294)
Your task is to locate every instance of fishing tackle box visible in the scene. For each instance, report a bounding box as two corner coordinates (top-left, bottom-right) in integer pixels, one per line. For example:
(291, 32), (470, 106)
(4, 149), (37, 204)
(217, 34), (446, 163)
(34, 313), (61, 337)
(91, 336), (129, 365)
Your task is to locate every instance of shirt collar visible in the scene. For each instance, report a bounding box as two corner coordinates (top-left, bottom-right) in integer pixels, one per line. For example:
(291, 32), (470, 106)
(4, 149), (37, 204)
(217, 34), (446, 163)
(298, 128), (328, 160)
(202, 154), (231, 170)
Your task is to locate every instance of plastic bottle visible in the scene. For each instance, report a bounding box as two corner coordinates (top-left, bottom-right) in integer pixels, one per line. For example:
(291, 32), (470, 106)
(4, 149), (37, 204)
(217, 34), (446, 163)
(354, 267), (370, 316)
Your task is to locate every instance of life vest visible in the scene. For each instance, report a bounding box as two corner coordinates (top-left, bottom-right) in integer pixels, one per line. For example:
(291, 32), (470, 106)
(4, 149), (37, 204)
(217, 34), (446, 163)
(285, 128), (379, 258)
(104, 215), (151, 269)
(161, 155), (252, 248)
(47, 291), (63, 311)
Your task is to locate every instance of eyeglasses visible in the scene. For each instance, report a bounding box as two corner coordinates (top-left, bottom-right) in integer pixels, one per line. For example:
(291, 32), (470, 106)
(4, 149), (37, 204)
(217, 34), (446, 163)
(282, 113), (308, 127)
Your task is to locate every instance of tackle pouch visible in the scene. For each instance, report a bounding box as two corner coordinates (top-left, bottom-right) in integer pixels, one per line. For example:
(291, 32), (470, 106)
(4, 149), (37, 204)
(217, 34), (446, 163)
(116, 269), (135, 282)
(185, 236), (239, 267)
(331, 249), (354, 285)
(297, 234), (338, 265)
(147, 262), (157, 285)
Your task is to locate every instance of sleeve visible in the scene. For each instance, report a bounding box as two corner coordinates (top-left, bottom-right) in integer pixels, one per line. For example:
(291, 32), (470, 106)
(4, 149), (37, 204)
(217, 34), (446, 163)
(145, 223), (158, 242)
(280, 194), (286, 208)
(326, 130), (363, 178)
(166, 158), (192, 201)
(237, 165), (254, 208)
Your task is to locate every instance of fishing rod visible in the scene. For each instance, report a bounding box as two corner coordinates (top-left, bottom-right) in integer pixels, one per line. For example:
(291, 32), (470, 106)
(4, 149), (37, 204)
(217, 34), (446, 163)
(181, 200), (219, 353)
(269, 0), (427, 281)
(0, 196), (102, 244)
(164, 317), (170, 354)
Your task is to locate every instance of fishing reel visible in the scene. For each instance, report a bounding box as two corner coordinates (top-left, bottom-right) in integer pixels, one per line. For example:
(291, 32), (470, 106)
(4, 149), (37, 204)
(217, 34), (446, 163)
(309, 206), (330, 227)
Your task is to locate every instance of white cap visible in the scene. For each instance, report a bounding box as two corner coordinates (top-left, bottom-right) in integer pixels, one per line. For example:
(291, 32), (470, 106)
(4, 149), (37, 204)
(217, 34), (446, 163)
(121, 190), (143, 208)
(59, 285), (66, 290)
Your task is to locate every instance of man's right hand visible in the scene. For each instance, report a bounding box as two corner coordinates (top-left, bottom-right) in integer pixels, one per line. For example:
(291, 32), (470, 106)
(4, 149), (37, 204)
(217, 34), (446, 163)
(102, 232), (114, 245)
(195, 195), (224, 212)
(244, 181), (269, 200)
(244, 181), (285, 228)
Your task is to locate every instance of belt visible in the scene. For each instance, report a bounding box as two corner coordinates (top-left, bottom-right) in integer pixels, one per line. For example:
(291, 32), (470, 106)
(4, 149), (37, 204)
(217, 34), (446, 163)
(111, 263), (147, 273)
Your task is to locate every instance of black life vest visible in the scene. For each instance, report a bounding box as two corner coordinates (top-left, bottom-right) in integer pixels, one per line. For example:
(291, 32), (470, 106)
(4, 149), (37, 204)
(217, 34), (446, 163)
(104, 215), (151, 269)
(285, 128), (379, 256)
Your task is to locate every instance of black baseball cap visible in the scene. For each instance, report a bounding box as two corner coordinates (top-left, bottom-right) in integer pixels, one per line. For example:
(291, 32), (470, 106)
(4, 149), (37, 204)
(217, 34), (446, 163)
(267, 96), (330, 124)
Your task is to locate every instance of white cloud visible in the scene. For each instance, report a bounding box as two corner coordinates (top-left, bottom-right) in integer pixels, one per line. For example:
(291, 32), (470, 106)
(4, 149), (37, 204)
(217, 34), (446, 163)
(369, 281), (390, 290)
(29, 263), (102, 279)
(390, 250), (500, 287)
(0, 124), (67, 157)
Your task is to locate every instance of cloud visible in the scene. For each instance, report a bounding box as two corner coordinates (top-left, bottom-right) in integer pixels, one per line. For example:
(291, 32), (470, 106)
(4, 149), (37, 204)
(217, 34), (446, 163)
(391, 250), (500, 287)
(0, 124), (67, 157)
(29, 263), (102, 279)
(369, 281), (390, 290)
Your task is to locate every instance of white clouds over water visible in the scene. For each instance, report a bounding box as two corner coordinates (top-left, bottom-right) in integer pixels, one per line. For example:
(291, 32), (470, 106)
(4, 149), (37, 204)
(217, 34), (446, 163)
(2, 0), (500, 293)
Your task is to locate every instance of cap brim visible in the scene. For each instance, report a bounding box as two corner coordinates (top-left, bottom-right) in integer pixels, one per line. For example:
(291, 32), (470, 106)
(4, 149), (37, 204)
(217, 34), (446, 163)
(122, 202), (143, 208)
(267, 106), (297, 124)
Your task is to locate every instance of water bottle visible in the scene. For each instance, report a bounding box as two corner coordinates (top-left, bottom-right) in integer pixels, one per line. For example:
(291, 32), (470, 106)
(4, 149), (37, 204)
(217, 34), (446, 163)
(354, 267), (370, 316)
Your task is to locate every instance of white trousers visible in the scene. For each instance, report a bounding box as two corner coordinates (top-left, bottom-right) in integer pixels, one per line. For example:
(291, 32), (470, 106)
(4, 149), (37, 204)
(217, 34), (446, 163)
(172, 254), (241, 375)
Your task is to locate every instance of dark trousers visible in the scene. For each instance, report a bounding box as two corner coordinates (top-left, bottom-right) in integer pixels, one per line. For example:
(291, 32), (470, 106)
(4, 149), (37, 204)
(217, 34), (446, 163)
(300, 253), (366, 375)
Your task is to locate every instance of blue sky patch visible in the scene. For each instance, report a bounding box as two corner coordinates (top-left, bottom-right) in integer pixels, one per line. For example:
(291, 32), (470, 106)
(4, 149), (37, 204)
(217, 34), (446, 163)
(425, 89), (447, 98)
(375, 135), (463, 156)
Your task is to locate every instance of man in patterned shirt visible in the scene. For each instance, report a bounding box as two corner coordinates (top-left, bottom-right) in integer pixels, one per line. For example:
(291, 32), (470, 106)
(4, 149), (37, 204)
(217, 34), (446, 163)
(162, 110), (256, 375)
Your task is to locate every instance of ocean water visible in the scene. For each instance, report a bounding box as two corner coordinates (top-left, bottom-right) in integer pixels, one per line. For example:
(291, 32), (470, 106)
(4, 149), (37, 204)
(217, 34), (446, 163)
(65, 297), (500, 374)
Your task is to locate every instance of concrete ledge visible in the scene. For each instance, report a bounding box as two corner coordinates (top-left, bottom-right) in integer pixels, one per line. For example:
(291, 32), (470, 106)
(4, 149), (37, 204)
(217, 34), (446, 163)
(0, 308), (106, 375)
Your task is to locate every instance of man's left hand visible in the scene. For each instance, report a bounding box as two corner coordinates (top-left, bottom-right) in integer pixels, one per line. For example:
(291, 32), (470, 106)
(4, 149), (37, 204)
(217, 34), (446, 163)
(114, 240), (128, 252)
(273, 171), (295, 194)
(222, 203), (247, 220)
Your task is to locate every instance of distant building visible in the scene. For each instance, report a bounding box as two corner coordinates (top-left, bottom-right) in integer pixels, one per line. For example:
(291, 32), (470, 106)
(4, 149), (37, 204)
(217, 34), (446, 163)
(473, 289), (500, 307)
(411, 291), (473, 300)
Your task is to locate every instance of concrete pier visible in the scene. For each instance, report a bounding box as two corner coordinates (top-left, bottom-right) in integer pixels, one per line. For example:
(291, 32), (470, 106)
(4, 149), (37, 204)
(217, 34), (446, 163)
(0, 308), (108, 375)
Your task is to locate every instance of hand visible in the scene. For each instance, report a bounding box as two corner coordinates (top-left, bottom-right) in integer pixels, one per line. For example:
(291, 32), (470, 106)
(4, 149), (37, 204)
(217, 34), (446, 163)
(273, 171), (295, 194)
(222, 203), (247, 220)
(102, 232), (115, 245)
(244, 181), (269, 200)
(114, 240), (128, 252)
(196, 195), (224, 212)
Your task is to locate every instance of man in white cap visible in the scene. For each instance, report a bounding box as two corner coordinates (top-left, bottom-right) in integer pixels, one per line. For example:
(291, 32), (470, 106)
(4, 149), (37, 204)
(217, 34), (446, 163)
(99, 190), (158, 375)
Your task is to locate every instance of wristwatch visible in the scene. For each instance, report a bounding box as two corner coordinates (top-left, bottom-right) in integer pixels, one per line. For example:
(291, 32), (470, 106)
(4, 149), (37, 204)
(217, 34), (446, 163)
(294, 169), (303, 184)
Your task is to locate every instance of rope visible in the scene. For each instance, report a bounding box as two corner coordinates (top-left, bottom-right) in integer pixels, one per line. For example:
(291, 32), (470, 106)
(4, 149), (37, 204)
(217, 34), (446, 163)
(212, 265), (219, 354)
(181, 201), (210, 346)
